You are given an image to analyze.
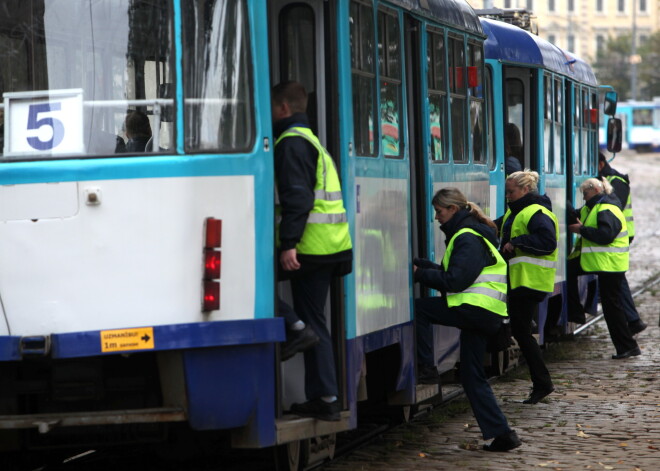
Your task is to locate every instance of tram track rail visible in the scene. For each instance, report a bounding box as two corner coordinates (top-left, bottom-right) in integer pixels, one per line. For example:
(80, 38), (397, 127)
(313, 271), (660, 470)
(25, 272), (660, 471)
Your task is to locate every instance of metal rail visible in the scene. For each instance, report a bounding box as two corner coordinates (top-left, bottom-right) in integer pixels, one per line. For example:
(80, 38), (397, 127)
(573, 271), (660, 335)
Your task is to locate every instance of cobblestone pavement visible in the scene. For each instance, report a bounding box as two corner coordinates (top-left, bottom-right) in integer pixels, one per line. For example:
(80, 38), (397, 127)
(321, 152), (660, 471)
(320, 280), (659, 471)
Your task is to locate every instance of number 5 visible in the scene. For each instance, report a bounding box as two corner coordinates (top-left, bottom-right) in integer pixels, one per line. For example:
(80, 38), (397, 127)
(27, 103), (65, 150)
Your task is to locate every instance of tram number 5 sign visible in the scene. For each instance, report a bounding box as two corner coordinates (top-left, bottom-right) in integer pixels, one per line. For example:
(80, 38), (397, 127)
(3, 89), (84, 157)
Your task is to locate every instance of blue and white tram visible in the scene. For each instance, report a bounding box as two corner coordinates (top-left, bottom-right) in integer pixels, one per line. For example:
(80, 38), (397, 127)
(598, 100), (660, 153)
(0, 0), (495, 465)
(481, 18), (604, 344)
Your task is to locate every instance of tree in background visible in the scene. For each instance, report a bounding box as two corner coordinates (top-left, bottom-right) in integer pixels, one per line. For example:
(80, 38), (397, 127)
(637, 31), (660, 100)
(594, 31), (660, 102)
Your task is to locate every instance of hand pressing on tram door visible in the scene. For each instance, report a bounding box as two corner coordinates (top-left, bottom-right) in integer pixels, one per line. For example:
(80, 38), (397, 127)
(568, 220), (583, 234)
(414, 187), (521, 451)
(412, 257), (441, 275)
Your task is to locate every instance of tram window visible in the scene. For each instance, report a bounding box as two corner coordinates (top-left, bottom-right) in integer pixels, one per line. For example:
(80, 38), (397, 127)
(468, 42), (485, 163)
(279, 5), (317, 132)
(183, 0), (254, 153)
(581, 89), (589, 174)
(449, 36), (467, 163)
(350, 1), (377, 157)
(427, 28), (447, 163)
(486, 66), (496, 171)
(554, 78), (563, 174)
(0, 0), (175, 159)
(632, 109), (653, 126)
(589, 91), (598, 174)
(543, 76), (553, 174)
(378, 9), (402, 159)
(573, 85), (581, 176)
(505, 78), (524, 171)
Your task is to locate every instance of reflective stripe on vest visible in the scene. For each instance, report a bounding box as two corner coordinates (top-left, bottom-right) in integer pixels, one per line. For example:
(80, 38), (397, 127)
(275, 127), (352, 255)
(579, 203), (629, 272)
(442, 228), (508, 317)
(605, 175), (635, 238)
(501, 204), (558, 293)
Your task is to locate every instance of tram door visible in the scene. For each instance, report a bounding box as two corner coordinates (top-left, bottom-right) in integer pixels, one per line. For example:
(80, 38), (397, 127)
(404, 16), (427, 298)
(503, 67), (536, 172)
(269, 0), (328, 145)
(268, 0), (344, 412)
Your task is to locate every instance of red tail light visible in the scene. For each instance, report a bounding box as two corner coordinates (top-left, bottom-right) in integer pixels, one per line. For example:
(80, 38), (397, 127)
(203, 281), (220, 311)
(206, 218), (222, 248)
(204, 250), (221, 279)
(203, 218), (222, 312)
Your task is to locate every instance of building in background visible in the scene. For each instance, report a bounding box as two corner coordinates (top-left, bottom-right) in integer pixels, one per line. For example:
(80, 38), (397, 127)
(467, 0), (659, 65)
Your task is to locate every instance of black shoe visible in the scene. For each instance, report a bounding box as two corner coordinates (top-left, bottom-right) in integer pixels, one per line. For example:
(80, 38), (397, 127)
(281, 325), (320, 361)
(567, 310), (586, 324)
(522, 386), (554, 404)
(612, 346), (641, 360)
(483, 430), (522, 452)
(628, 320), (647, 336)
(290, 399), (341, 421)
(418, 366), (440, 385)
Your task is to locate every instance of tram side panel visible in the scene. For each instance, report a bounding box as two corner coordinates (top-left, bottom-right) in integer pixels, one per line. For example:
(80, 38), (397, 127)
(0, 0), (284, 451)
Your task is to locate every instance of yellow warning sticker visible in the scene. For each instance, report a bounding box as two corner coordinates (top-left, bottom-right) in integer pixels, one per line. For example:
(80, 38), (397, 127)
(100, 327), (155, 353)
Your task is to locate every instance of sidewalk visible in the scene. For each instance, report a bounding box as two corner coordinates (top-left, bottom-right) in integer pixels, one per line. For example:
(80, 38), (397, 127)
(322, 281), (660, 471)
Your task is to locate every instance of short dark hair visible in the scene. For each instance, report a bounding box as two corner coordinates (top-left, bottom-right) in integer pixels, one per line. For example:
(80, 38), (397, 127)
(598, 152), (607, 164)
(125, 110), (152, 138)
(272, 81), (308, 114)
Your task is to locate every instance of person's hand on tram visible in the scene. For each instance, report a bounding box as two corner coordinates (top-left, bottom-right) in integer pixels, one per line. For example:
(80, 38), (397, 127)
(280, 248), (301, 271)
(413, 257), (441, 270)
(568, 221), (583, 234)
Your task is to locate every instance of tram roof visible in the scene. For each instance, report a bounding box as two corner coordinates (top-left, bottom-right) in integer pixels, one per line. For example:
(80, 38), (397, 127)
(481, 18), (597, 85)
(388, 0), (483, 35)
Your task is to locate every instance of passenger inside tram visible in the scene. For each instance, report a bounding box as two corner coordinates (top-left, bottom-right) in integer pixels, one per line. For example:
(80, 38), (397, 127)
(504, 122), (523, 175)
(124, 110), (153, 153)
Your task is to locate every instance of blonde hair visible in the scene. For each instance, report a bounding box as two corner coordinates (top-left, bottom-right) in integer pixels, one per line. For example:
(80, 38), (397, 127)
(432, 187), (497, 230)
(506, 169), (540, 193)
(580, 177), (613, 195)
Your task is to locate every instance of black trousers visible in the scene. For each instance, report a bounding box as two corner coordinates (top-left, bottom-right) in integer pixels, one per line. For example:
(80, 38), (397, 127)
(567, 258), (638, 355)
(279, 263), (338, 399)
(508, 288), (553, 392)
(620, 275), (641, 323)
(416, 297), (511, 439)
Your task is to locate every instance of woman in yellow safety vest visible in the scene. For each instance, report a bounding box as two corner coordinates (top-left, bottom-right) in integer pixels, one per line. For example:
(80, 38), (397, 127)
(499, 170), (558, 405)
(567, 178), (640, 360)
(413, 188), (521, 452)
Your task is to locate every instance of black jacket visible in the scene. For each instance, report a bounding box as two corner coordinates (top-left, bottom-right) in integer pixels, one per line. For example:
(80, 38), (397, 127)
(414, 209), (499, 294)
(273, 113), (352, 266)
(125, 135), (151, 153)
(579, 193), (623, 245)
(598, 163), (630, 211)
(499, 193), (557, 259)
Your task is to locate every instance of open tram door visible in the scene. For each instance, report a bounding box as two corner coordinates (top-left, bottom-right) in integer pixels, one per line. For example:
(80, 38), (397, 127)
(267, 0), (348, 467)
(502, 66), (538, 173)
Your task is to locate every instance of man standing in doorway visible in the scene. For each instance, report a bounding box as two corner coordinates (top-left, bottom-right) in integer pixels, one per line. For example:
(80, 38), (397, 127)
(272, 81), (353, 421)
